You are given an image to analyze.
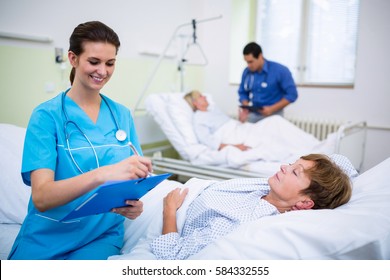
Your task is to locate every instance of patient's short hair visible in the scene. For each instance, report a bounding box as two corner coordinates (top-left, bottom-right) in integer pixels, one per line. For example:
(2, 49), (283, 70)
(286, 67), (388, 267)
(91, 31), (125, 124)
(300, 154), (352, 209)
(184, 90), (202, 112)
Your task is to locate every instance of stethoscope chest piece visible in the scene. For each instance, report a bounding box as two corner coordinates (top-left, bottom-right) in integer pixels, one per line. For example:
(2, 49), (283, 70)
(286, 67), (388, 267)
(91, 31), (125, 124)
(115, 129), (127, 142)
(62, 91), (129, 173)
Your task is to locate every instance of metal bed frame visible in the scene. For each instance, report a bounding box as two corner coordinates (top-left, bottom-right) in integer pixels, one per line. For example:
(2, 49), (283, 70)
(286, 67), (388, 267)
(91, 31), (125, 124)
(146, 121), (367, 181)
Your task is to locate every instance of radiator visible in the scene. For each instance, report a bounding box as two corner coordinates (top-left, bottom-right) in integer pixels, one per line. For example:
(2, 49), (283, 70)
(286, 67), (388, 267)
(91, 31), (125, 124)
(286, 117), (343, 141)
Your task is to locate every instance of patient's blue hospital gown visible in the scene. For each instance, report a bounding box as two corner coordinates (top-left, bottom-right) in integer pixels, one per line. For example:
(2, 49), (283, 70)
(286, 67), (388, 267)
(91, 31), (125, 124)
(150, 178), (280, 260)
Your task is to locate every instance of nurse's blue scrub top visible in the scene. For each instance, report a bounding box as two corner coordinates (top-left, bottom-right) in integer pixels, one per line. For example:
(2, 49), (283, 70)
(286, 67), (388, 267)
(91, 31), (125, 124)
(8, 90), (142, 259)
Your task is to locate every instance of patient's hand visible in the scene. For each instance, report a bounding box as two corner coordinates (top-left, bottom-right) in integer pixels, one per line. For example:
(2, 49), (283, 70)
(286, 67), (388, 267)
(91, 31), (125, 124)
(234, 144), (251, 151)
(162, 188), (189, 234)
(219, 143), (251, 151)
(164, 188), (189, 213)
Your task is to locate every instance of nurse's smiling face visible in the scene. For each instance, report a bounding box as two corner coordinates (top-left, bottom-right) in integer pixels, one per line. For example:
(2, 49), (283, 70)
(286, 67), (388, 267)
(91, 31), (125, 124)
(69, 41), (117, 92)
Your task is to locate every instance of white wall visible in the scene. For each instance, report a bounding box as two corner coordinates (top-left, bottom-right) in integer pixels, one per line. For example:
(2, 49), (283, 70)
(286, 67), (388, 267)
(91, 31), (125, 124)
(201, 0), (390, 171)
(0, 0), (204, 57)
(1, 0), (389, 171)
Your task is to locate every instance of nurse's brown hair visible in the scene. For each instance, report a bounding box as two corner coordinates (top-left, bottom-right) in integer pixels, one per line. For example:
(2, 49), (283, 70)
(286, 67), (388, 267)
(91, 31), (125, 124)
(68, 21), (121, 85)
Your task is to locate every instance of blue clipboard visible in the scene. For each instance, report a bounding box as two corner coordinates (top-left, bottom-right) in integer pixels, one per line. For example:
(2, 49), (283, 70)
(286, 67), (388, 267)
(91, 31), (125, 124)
(61, 173), (171, 221)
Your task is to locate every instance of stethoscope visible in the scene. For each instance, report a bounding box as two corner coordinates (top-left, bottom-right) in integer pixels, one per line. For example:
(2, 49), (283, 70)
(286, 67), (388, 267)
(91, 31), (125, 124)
(62, 91), (138, 174)
(244, 73), (268, 91)
(33, 92), (143, 223)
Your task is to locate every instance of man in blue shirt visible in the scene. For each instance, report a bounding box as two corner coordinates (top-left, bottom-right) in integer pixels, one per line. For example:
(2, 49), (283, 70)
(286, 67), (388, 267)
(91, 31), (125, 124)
(238, 42), (298, 123)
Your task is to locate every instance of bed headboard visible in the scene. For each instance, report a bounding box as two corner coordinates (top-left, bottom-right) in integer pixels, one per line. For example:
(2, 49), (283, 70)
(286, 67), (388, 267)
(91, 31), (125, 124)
(134, 114), (167, 145)
(285, 116), (366, 171)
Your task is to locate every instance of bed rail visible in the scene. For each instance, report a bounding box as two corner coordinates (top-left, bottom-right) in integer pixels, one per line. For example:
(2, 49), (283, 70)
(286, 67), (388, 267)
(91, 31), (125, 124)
(151, 153), (267, 181)
(148, 118), (367, 180)
(335, 120), (367, 172)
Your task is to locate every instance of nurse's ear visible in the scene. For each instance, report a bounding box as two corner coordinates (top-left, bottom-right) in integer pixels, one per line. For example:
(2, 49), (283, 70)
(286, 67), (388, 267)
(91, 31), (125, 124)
(68, 51), (79, 67)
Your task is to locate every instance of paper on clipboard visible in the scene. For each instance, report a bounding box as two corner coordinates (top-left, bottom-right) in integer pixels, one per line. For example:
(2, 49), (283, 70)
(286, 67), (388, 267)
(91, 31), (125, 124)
(61, 173), (171, 221)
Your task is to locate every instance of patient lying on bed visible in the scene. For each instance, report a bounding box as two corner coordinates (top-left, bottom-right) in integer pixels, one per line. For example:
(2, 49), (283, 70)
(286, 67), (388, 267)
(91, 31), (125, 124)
(150, 154), (352, 260)
(183, 90), (321, 162)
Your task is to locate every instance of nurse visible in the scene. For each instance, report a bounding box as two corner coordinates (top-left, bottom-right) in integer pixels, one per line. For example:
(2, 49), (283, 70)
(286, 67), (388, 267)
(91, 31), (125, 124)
(8, 21), (152, 260)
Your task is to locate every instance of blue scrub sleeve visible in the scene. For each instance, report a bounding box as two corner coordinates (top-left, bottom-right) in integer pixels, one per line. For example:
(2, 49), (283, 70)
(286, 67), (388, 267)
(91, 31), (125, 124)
(21, 108), (58, 186)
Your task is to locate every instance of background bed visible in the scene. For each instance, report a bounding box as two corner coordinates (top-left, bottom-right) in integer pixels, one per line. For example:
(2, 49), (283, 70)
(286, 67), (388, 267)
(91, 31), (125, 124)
(1, 123), (388, 260)
(143, 92), (367, 181)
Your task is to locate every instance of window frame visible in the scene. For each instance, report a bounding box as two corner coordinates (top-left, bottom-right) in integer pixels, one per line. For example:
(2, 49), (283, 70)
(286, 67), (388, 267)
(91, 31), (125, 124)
(229, 0), (360, 89)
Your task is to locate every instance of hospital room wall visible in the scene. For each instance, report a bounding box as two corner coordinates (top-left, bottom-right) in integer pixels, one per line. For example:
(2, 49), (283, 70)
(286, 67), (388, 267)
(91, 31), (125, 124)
(199, 0), (390, 172)
(0, 0), (389, 172)
(0, 0), (206, 126)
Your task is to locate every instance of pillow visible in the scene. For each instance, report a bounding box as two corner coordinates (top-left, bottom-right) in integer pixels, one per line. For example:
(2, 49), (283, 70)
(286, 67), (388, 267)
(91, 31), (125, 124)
(166, 92), (215, 146)
(145, 92), (215, 161)
(111, 157), (390, 260)
(189, 157), (390, 259)
(145, 93), (191, 160)
(0, 124), (30, 224)
(166, 93), (198, 145)
(330, 154), (359, 180)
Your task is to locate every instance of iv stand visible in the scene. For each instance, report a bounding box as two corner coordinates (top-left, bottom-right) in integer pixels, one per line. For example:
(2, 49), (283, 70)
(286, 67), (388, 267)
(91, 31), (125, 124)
(133, 15), (222, 112)
(177, 19), (209, 92)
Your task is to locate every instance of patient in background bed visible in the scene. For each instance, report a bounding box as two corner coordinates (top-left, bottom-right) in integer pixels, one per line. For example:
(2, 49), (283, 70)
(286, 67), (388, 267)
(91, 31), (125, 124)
(150, 154), (353, 260)
(183, 90), (320, 162)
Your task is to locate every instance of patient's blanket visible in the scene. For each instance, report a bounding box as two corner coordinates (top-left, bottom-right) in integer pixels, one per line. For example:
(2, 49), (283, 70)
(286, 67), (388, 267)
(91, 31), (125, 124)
(189, 115), (327, 167)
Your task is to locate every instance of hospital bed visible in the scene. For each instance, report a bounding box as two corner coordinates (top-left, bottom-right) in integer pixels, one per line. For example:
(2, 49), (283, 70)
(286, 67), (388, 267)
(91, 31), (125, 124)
(0, 123), (389, 260)
(142, 92), (367, 180)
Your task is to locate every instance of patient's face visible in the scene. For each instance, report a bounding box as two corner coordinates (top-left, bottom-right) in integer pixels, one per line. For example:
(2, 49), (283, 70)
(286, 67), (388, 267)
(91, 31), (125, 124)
(193, 94), (209, 111)
(268, 159), (314, 203)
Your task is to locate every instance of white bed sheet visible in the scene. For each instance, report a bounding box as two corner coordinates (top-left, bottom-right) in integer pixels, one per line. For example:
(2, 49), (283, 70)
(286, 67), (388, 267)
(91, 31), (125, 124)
(110, 157), (390, 260)
(144, 93), (337, 174)
(2, 123), (388, 260)
(0, 224), (21, 260)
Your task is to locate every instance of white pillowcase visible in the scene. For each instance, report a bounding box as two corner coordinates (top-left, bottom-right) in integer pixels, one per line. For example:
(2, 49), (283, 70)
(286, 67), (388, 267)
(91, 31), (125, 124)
(145, 93), (192, 160)
(0, 124), (30, 224)
(111, 155), (390, 260)
(166, 93), (198, 145)
(166, 92), (215, 146)
(190, 157), (390, 259)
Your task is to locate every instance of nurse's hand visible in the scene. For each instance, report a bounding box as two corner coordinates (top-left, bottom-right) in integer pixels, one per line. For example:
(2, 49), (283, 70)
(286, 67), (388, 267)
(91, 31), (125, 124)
(112, 200), (143, 219)
(103, 156), (153, 181)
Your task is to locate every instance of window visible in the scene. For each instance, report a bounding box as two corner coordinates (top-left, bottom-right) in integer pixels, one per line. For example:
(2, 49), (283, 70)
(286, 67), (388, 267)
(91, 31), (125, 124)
(256, 0), (360, 86)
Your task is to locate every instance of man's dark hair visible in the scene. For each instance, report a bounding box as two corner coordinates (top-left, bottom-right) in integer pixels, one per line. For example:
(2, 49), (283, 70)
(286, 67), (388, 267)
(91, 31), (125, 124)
(243, 42), (262, 59)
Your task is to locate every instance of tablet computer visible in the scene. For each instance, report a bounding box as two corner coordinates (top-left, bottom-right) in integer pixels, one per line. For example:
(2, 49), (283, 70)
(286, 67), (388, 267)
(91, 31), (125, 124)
(240, 105), (263, 113)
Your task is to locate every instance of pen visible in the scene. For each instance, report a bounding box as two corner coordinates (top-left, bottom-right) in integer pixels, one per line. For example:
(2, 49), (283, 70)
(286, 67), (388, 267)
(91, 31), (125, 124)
(129, 142), (154, 177)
